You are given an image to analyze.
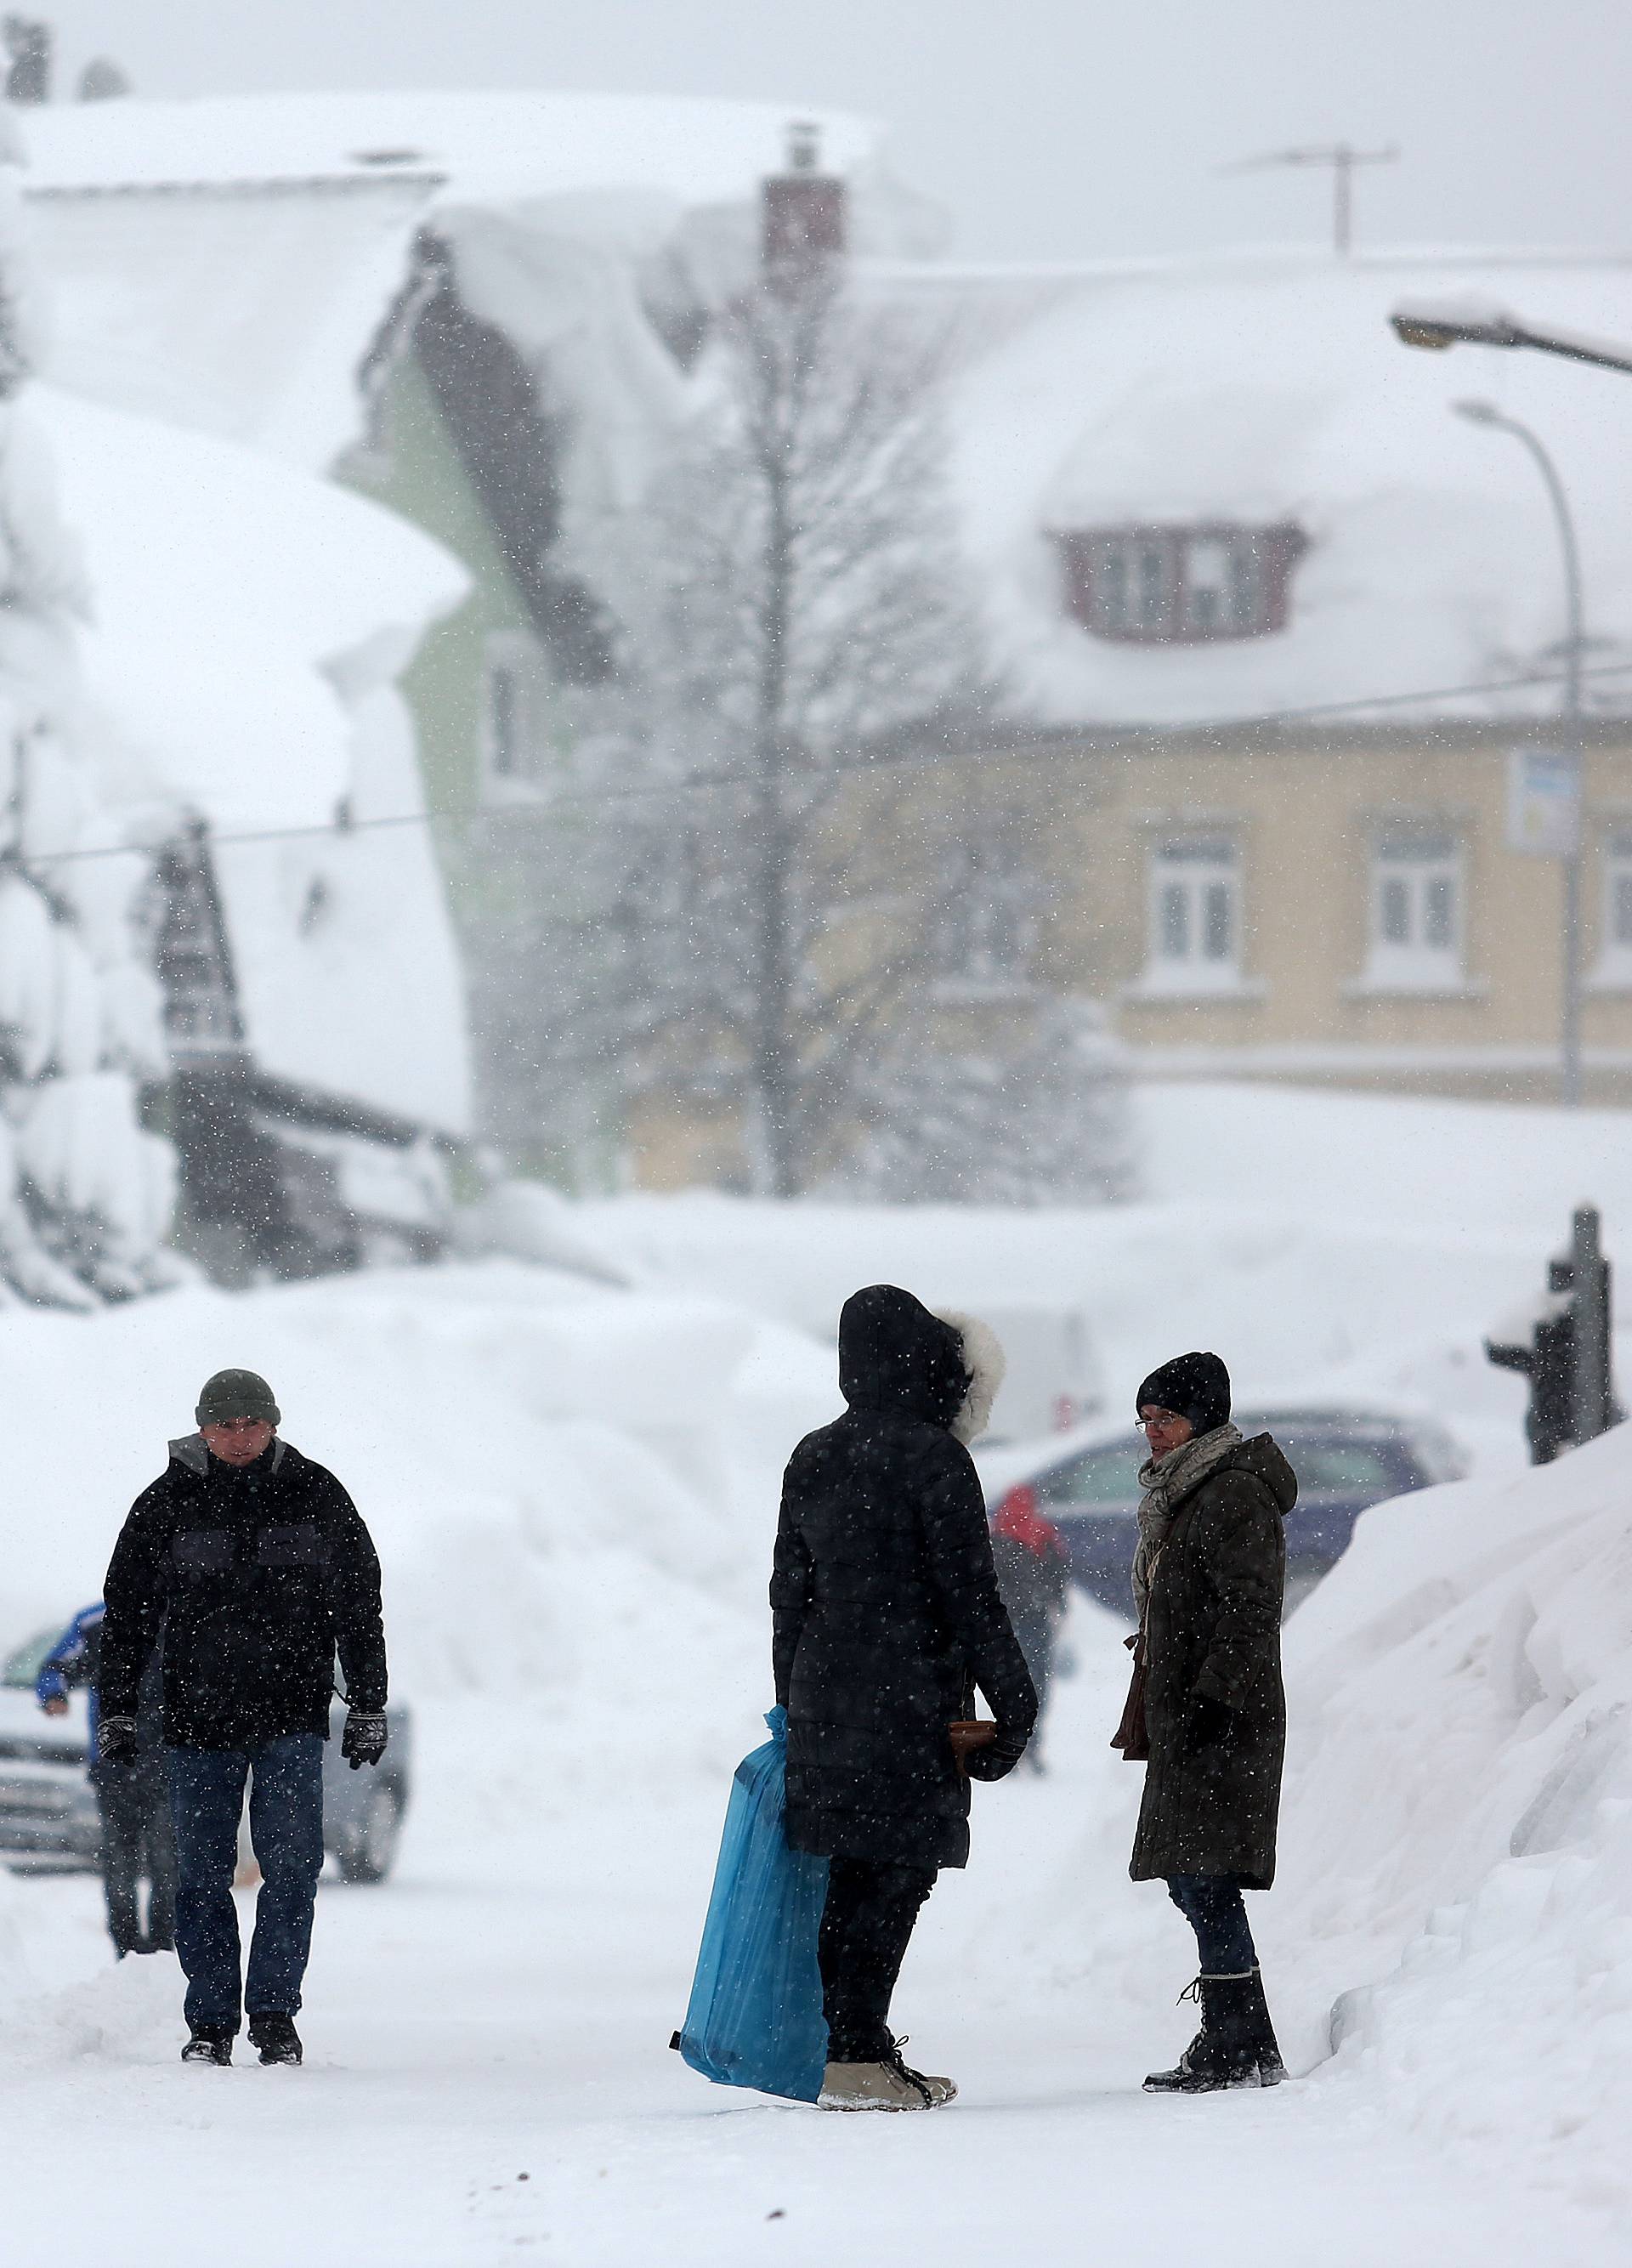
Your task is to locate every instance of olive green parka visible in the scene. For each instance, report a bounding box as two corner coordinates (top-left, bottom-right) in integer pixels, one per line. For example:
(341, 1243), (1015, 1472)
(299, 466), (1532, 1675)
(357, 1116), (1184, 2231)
(1130, 1432), (1295, 1889)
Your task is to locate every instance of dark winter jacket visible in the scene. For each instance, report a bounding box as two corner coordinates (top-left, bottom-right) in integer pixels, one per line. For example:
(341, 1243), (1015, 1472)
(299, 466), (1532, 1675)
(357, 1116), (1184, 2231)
(771, 1286), (1037, 1869)
(100, 1436), (387, 1752)
(1130, 1431), (1294, 1890)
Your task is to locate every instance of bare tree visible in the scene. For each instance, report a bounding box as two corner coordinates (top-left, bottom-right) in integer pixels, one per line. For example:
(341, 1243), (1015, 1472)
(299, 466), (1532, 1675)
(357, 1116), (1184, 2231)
(560, 274), (994, 1196)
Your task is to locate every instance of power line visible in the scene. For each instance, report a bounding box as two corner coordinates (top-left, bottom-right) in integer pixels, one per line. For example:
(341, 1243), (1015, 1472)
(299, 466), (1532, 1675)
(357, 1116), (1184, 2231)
(14, 654), (1632, 870)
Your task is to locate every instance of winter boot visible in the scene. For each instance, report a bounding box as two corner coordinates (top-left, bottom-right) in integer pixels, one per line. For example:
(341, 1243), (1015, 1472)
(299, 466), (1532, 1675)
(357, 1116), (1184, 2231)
(181, 2026), (234, 2067)
(1239, 1969), (1285, 2085)
(1144, 1971), (1278, 2092)
(819, 2038), (956, 2111)
(246, 2011), (303, 2067)
(1142, 1974), (1210, 2090)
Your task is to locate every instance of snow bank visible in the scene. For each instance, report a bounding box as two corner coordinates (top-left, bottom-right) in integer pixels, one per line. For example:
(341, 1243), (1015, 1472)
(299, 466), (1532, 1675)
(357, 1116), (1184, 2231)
(1273, 1428), (1632, 2218)
(0, 1262), (835, 1766)
(582, 1082), (1632, 1479)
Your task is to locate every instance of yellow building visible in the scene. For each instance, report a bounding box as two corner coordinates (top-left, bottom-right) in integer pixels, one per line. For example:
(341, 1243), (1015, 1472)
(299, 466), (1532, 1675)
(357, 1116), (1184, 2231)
(942, 720), (1632, 1103)
(904, 246), (1632, 1108)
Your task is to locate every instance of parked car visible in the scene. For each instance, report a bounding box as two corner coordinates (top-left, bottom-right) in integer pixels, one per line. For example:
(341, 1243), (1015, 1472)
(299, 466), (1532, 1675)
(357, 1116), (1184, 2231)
(978, 1403), (1470, 1620)
(0, 1627), (413, 1883)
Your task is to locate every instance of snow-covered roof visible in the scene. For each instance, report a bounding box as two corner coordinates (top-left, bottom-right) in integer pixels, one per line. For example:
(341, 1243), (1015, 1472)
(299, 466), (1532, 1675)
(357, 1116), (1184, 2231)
(16, 92), (936, 479)
(33, 386), (471, 1133)
(910, 247), (1632, 727)
(17, 88), (884, 207)
(22, 167), (434, 469)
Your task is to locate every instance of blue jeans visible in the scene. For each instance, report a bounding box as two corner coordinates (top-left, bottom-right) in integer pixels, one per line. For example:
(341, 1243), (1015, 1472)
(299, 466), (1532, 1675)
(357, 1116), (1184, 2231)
(167, 1734), (325, 2032)
(1167, 1874), (1258, 1976)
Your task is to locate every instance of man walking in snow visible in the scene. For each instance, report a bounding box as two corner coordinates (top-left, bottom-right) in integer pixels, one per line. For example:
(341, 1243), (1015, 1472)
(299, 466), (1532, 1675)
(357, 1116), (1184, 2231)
(99, 1370), (388, 2067)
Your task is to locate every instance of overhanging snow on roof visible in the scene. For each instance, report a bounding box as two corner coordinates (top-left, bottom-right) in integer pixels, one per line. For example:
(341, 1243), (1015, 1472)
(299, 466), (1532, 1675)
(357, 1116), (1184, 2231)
(33, 385), (472, 1136)
(893, 247), (1632, 728)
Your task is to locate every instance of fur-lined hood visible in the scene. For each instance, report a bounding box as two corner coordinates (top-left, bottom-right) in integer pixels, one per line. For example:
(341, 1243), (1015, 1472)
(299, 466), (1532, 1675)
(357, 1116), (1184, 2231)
(837, 1285), (1006, 1443)
(933, 1308), (1006, 1444)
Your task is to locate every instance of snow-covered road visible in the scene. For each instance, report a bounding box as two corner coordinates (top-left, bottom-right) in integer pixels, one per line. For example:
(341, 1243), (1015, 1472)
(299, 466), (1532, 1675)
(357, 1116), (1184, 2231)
(0, 1675), (1606, 2267)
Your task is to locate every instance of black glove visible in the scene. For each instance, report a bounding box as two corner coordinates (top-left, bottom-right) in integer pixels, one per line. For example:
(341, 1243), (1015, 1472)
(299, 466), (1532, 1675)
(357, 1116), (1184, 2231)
(97, 1715), (140, 1769)
(342, 1710), (388, 1771)
(1187, 1689), (1237, 1756)
(965, 1727), (1029, 1783)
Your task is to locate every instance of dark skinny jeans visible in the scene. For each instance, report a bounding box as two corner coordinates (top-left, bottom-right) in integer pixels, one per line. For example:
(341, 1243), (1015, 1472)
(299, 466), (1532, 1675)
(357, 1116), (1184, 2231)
(818, 1857), (937, 2063)
(1167, 1874), (1258, 1976)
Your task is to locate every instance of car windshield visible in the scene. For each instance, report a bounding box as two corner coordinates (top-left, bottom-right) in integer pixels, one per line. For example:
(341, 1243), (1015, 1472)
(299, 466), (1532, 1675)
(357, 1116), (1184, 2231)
(1277, 1437), (1398, 1493)
(1042, 1443), (1142, 1507)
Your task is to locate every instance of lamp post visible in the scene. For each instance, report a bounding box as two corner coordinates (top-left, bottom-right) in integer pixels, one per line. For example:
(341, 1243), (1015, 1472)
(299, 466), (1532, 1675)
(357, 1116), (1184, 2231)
(1392, 299), (1632, 378)
(1452, 399), (1586, 1105)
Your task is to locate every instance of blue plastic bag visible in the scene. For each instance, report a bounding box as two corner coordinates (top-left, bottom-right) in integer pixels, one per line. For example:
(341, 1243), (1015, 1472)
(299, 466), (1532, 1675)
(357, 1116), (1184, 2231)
(675, 1707), (830, 2102)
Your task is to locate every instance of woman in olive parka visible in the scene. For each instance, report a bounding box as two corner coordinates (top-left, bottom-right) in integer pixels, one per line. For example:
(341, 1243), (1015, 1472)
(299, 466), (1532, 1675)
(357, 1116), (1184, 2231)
(1128, 1350), (1295, 2091)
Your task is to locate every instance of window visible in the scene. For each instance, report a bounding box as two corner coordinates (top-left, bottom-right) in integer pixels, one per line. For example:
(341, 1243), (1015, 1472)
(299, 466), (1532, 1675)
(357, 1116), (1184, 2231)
(1146, 836), (1241, 988)
(1056, 522), (1307, 645)
(488, 662), (520, 780)
(481, 632), (547, 791)
(1597, 829), (1632, 978)
(936, 832), (1037, 990)
(1366, 827), (1463, 989)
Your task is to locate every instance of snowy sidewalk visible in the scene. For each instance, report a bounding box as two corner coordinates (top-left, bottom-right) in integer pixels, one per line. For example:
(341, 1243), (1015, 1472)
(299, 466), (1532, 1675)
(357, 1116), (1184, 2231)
(0, 1678), (1611, 2268)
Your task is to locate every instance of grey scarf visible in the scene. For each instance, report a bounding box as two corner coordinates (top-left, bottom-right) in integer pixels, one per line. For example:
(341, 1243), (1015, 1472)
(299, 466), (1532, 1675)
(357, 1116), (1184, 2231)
(1131, 1421), (1244, 1623)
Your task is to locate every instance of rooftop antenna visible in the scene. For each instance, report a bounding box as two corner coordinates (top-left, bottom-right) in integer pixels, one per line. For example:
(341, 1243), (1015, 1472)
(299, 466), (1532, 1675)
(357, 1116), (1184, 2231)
(1222, 141), (1399, 256)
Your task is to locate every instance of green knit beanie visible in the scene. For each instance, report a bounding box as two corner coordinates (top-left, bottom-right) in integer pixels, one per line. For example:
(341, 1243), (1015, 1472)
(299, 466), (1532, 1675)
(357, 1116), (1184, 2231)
(196, 1369), (280, 1427)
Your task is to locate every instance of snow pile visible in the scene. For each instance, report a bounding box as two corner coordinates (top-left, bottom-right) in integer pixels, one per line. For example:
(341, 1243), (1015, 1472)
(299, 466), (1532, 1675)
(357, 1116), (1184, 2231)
(581, 1081), (1632, 1476)
(1278, 1428), (1632, 2217)
(0, 1262), (836, 1775)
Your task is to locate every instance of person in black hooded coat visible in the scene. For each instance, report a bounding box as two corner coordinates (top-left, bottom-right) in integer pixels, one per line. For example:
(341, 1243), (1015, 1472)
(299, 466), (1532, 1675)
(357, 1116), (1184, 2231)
(771, 1285), (1036, 2108)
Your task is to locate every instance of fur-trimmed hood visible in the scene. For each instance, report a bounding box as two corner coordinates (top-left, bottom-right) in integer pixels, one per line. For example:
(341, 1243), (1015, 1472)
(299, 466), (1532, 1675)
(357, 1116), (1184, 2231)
(837, 1285), (1006, 1443)
(933, 1308), (1006, 1444)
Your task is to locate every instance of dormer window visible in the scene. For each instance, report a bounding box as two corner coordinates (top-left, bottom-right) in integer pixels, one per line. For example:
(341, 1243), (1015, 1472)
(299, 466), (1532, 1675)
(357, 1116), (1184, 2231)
(1056, 522), (1307, 645)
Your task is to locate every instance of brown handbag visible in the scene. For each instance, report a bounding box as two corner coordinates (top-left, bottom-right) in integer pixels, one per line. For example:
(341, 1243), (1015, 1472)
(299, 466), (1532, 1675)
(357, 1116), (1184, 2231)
(1110, 1631), (1150, 1761)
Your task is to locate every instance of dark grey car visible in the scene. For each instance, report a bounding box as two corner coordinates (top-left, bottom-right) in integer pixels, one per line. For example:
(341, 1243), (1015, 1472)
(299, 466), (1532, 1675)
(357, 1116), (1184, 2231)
(0, 1629), (411, 1882)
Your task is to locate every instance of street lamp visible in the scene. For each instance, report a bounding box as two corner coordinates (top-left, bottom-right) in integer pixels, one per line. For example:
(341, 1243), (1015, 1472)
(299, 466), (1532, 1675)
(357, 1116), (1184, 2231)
(1451, 398), (1586, 1105)
(1392, 297), (1632, 378)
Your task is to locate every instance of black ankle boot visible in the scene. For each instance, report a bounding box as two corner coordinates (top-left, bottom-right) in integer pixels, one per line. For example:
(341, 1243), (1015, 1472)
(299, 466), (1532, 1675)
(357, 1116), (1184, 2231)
(181, 2026), (234, 2067)
(246, 2010), (303, 2067)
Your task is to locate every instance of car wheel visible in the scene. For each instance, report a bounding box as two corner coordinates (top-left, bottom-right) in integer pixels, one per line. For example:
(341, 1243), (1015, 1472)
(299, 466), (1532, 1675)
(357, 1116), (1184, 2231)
(337, 1779), (405, 1884)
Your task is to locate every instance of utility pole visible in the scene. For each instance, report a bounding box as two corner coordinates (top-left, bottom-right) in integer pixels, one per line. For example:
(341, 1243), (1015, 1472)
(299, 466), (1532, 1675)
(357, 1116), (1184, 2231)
(1224, 143), (1399, 256)
(1457, 401), (1587, 1105)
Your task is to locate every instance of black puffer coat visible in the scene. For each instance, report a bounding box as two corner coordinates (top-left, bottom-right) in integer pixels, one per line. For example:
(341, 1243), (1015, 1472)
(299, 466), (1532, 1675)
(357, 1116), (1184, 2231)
(100, 1435), (387, 1751)
(771, 1286), (1037, 1869)
(1130, 1433), (1294, 1889)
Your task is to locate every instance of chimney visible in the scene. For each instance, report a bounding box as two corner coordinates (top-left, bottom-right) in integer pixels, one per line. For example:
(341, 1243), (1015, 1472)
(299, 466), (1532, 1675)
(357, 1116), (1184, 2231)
(761, 118), (847, 296)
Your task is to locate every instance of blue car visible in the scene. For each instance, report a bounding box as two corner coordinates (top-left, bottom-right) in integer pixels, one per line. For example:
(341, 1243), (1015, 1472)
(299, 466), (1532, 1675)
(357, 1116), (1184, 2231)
(978, 1403), (1469, 1621)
